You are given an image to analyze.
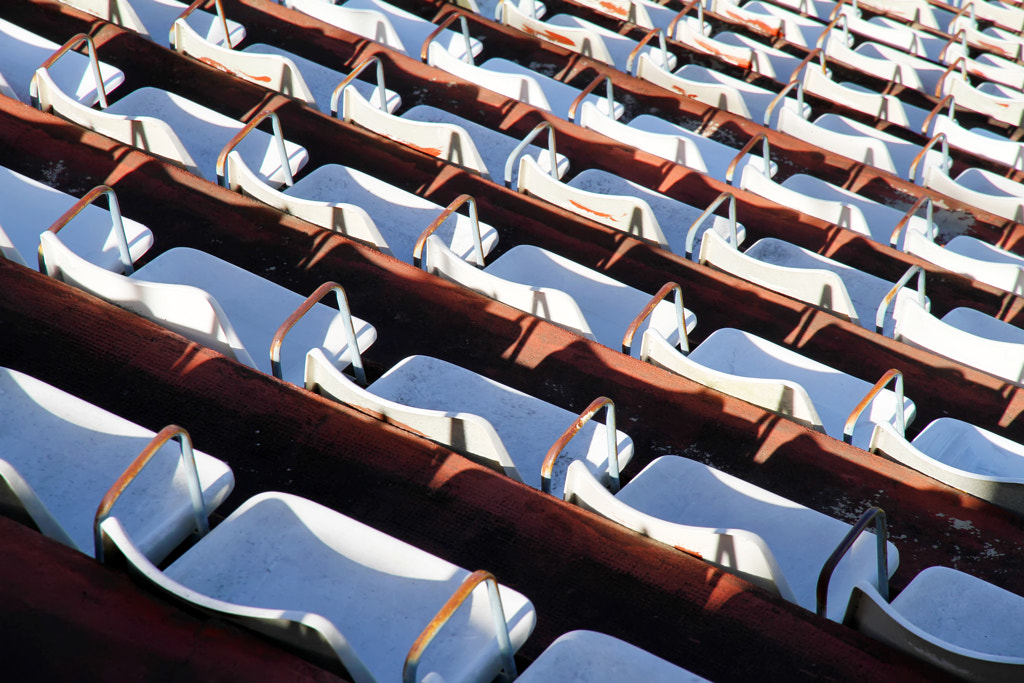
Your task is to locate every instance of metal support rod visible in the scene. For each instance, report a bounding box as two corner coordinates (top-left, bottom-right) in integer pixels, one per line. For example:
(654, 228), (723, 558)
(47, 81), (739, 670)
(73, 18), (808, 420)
(40, 185), (133, 275)
(414, 194), (485, 269)
(541, 397), (619, 495)
(94, 425), (210, 563)
(622, 282), (688, 356)
(331, 56), (388, 117)
(503, 122), (558, 189)
(816, 507), (889, 618)
(216, 109), (293, 189)
(270, 282), (367, 386)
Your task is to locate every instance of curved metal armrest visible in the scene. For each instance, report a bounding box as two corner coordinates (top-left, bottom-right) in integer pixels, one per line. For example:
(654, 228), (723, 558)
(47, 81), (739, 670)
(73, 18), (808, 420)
(568, 74), (615, 124)
(685, 191), (738, 257)
(875, 264), (926, 334)
(908, 132), (949, 184)
(413, 194), (485, 269)
(622, 282), (688, 355)
(625, 28), (669, 78)
(272, 282), (367, 385)
(330, 56), (388, 117)
(667, 0), (705, 40)
(216, 109), (293, 189)
(816, 506), (889, 618)
(94, 425), (210, 562)
(504, 122), (558, 189)
(815, 12), (849, 51)
(725, 135), (770, 187)
(935, 54), (968, 98)
(889, 196), (934, 249)
(542, 397), (619, 494)
(174, 0), (230, 49)
(403, 570), (517, 683)
(827, 0), (854, 21)
(844, 369), (905, 445)
(921, 94), (955, 136)
(421, 11), (474, 65)
(31, 33), (108, 110)
(40, 185), (133, 275)
(764, 79), (805, 128)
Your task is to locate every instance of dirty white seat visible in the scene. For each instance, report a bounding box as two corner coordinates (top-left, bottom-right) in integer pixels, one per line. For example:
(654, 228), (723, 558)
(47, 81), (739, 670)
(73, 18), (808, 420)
(541, 166), (747, 255)
(401, 105), (569, 186)
(700, 226), (907, 335)
(928, 116), (1024, 172)
(422, 236), (695, 355)
(0, 17), (123, 106)
(728, 1), (833, 49)
(33, 74), (307, 183)
(803, 67), (931, 131)
(846, 567), (1024, 681)
(741, 167), (917, 245)
(428, 48), (623, 119)
(902, 221), (1024, 295)
(60, 0), (245, 47)
(40, 233), (376, 386)
(781, 112), (943, 179)
(544, 13), (677, 71)
(639, 60), (810, 126)
(171, 20), (400, 112)
(832, 42), (929, 93)
(892, 296), (1024, 386)
(305, 352), (632, 498)
(854, 0), (954, 31)
(0, 367), (233, 563)
(284, 0), (481, 61)
(921, 166), (1024, 225)
(564, 455), (899, 621)
(343, 87), (567, 182)
(870, 418), (1024, 516)
(577, 102), (774, 182)
(857, 16), (949, 61)
(277, 163), (498, 264)
(670, 20), (778, 74)
(516, 630), (710, 682)
(463, 0), (546, 21)
(714, 32), (806, 82)
(969, 53), (1024, 91)
(643, 326), (915, 447)
(943, 76), (1024, 128)
(501, 3), (675, 70)
(0, 166), (152, 269)
(99, 490), (535, 683)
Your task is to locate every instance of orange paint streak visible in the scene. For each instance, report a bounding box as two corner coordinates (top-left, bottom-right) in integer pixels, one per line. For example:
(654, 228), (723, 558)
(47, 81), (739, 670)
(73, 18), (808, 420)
(522, 24), (576, 47)
(694, 38), (752, 70)
(399, 139), (444, 156)
(569, 199), (620, 221)
(198, 57), (272, 83)
(598, 0), (628, 17)
(671, 85), (699, 99)
(674, 545), (703, 559)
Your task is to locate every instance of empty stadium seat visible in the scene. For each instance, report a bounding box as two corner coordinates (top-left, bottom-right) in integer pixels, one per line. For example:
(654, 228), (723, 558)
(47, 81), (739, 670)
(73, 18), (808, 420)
(97, 476), (534, 682)
(305, 352), (632, 497)
(0, 373), (233, 563)
(564, 455), (898, 621)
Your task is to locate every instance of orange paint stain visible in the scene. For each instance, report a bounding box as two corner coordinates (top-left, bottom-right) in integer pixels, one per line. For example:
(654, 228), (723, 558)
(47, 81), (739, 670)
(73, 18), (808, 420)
(569, 199), (619, 221)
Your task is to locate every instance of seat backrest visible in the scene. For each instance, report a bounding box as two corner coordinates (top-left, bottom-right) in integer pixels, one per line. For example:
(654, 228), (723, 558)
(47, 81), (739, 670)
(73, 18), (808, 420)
(803, 67), (910, 128)
(824, 40), (923, 92)
(902, 227), (1024, 296)
(284, 0), (407, 52)
(894, 296), (1024, 385)
(502, 2), (615, 66)
(741, 165), (873, 238)
(846, 569), (1024, 681)
(672, 19), (756, 72)
(172, 19), (315, 107)
(517, 156), (670, 250)
(641, 329), (824, 432)
(775, 108), (897, 174)
(423, 235), (595, 339)
(944, 77), (1024, 128)
(224, 151), (390, 255)
(699, 231), (860, 324)
(343, 86), (490, 177)
(578, 101), (709, 174)
(32, 69), (201, 176)
(40, 231), (255, 368)
(304, 349), (518, 478)
(637, 54), (752, 119)
(60, 0), (150, 36)
(427, 44), (552, 111)
(563, 459), (793, 602)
